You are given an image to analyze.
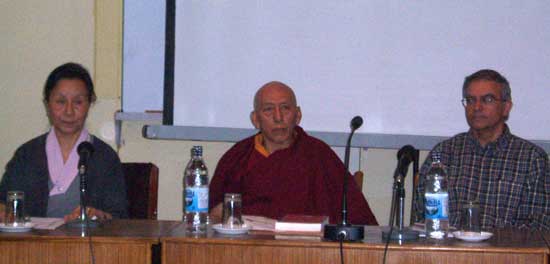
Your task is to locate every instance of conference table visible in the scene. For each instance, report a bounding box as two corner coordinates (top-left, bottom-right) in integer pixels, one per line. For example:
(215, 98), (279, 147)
(0, 220), (548, 264)
(0, 220), (176, 264)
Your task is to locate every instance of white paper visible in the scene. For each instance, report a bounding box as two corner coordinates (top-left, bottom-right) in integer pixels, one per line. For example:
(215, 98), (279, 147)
(30, 217), (65, 230)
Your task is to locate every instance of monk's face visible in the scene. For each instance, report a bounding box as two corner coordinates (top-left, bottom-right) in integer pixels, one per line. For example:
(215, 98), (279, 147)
(251, 82), (302, 152)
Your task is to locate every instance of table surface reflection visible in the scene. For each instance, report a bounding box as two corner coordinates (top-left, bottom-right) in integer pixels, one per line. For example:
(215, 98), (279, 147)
(0, 220), (548, 264)
(162, 224), (550, 264)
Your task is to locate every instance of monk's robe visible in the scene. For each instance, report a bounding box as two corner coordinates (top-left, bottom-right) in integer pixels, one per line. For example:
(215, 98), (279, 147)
(209, 126), (378, 225)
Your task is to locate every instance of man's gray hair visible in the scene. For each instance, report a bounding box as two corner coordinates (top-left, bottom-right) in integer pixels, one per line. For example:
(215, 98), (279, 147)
(462, 69), (512, 101)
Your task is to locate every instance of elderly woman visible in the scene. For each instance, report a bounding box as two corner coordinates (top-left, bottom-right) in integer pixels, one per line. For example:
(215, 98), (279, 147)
(0, 63), (128, 222)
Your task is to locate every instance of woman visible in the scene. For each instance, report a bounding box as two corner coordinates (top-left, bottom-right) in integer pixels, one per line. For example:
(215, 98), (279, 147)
(0, 63), (128, 222)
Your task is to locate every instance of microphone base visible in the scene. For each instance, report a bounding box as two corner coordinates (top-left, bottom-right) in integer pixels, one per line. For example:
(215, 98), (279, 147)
(324, 224), (364, 242)
(65, 219), (102, 229)
(381, 226), (419, 241)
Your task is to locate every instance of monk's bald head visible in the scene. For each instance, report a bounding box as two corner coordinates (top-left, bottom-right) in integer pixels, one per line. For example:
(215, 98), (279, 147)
(250, 81), (302, 153)
(253, 81), (298, 111)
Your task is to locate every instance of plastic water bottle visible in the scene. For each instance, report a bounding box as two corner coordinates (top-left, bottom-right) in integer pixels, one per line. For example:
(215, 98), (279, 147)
(183, 146), (210, 233)
(424, 151), (449, 239)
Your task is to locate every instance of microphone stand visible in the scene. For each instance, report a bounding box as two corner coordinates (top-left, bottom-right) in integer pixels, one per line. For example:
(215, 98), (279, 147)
(382, 148), (419, 241)
(324, 117), (364, 242)
(67, 158), (100, 229)
(410, 149), (421, 225)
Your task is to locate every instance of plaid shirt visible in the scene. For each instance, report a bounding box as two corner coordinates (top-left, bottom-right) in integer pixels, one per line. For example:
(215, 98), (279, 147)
(415, 125), (550, 230)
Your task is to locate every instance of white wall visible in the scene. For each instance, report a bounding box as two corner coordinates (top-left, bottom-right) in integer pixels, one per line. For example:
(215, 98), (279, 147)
(0, 0), (95, 172)
(0, 0), (439, 226)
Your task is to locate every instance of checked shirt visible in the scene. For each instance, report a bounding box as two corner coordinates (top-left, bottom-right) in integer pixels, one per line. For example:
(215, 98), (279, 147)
(416, 126), (549, 230)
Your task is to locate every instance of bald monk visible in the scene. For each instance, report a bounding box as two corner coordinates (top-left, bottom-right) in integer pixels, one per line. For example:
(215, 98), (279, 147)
(209, 81), (377, 225)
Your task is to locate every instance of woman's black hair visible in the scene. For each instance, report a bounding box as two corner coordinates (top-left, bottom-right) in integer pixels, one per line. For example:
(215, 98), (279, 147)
(43, 62), (96, 103)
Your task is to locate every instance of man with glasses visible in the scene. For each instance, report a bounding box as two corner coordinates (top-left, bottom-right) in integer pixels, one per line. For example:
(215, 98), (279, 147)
(416, 69), (549, 230)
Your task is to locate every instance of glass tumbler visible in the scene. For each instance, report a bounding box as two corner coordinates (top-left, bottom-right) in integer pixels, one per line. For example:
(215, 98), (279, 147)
(5, 191), (25, 227)
(461, 200), (480, 233)
(222, 193), (243, 229)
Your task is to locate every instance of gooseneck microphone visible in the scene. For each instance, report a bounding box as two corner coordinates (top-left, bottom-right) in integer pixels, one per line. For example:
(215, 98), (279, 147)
(324, 116), (365, 242)
(342, 116), (363, 224)
(350, 116), (363, 130)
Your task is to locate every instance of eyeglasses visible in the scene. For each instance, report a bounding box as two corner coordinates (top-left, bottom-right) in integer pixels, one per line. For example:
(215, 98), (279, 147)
(461, 95), (506, 107)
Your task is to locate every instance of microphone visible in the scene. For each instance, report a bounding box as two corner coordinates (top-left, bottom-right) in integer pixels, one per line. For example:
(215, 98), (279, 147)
(383, 145), (420, 241)
(395, 145), (415, 179)
(77, 141), (94, 175)
(344, 116), (362, 170)
(350, 116), (363, 130)
(324, 116), (365, 242)
(67, 141), (100, 229)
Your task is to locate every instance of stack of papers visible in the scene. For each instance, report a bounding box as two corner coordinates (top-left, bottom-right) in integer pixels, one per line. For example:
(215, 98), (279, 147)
(242, 215), (276, 232)
(275, 215), (329, 234)
(30, 217), (65, 230)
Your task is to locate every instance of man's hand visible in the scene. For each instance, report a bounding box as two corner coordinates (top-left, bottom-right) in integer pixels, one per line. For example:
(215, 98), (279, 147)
(64, 206), (112, 222)
(210, 203), (223, 224)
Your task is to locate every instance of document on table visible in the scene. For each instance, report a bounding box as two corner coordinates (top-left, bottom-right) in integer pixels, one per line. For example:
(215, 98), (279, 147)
(30, 217), (65, 230)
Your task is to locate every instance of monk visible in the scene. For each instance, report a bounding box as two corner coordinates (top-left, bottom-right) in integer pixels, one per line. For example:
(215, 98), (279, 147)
(209, 81), (377, 225)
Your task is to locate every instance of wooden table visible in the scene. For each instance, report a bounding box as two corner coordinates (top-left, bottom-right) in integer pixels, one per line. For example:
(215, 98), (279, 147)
(0, 220), (178, 264)
(162, 226), (550, 264)
(1, 221), (548, 264)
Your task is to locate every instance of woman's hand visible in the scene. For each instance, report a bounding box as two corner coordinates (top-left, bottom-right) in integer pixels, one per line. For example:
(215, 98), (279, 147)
(64, 206), (112, 222)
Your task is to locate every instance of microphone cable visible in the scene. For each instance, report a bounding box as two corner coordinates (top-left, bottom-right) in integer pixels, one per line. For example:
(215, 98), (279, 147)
(77, 141), (96, 264)
(382, 224), (394, 264)
(85, 210), (96, 264)
(338, 232), (345, 264)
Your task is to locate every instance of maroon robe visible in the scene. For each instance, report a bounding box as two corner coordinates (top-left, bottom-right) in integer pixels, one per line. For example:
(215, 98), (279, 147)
(209, 126), (378, 225)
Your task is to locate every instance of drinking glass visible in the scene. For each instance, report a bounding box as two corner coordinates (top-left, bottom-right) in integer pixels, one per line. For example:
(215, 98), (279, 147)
(222, 193), (243, 229)
(461, 200), (480, 233)
(4, 191), (25, 227)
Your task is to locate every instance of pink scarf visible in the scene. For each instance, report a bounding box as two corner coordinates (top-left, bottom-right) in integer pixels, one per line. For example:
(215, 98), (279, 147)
(46, 129), (89, 196)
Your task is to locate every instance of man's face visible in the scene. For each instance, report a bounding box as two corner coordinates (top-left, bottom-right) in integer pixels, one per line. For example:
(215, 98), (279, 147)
(464, 80), (512, 136)
(251, 84), (302, 151)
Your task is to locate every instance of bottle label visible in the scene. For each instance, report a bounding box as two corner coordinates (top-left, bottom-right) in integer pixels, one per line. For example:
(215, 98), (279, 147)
(424, 192), (448, 220)
(185, 187), (209, 212)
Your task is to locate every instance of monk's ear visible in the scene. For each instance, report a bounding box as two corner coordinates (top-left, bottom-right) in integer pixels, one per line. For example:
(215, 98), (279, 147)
(295, 106), (302, 125)
(250, 111), (260, 129)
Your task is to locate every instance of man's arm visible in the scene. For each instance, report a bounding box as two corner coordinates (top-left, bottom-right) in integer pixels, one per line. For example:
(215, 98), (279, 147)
(210, 203), (223, 224)
(524, 154), (550, 230)
(320, 146), (377, 225)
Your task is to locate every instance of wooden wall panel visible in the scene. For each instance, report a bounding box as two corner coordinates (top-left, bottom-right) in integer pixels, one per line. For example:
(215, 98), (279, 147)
(0, 240), (152, 264)
(163, 241), (547, 264)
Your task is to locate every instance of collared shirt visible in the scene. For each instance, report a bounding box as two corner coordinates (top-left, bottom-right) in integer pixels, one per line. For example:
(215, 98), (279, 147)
(416, 125), (550, 230)
(46, 128), (89, 196)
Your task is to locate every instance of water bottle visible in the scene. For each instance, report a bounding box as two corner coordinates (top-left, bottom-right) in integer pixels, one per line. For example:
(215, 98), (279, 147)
(424, 151), (449, 239)
(183, 146), (210, 233)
